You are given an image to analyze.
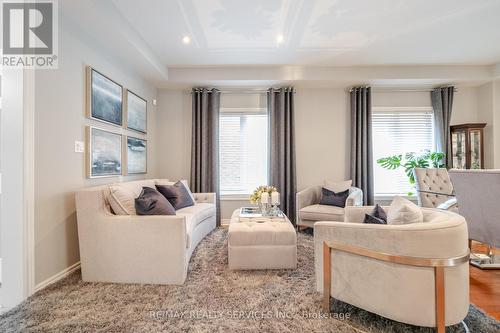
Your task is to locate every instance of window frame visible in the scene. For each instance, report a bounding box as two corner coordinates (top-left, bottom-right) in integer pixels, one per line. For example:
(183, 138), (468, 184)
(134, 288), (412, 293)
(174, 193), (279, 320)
(219, 107), (269, 200)
(372, 106), (435, 199)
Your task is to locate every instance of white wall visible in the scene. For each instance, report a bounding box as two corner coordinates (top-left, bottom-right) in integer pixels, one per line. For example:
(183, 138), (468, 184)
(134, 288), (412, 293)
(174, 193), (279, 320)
(156, 90), (191, 181)
(451, 87), (479, 124)
(477, 83), (495, 168)
(494, 80), (500, 167)
(295, 89), (350, 189)
(33, 23), (158, 285)
(1, 69), (28, 306)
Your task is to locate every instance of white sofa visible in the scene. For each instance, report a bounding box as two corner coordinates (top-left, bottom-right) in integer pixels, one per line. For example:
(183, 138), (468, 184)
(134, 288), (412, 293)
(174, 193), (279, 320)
(75, 179), (216, 285)
(314, 206), (469, 329)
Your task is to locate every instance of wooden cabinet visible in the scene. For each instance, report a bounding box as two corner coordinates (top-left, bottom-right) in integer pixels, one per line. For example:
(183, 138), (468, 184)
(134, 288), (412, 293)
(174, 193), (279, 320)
(450, 123), (486, 169)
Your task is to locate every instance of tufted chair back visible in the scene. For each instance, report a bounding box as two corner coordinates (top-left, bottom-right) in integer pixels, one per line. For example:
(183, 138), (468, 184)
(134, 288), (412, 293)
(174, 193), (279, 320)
(413, 168), (454, 208)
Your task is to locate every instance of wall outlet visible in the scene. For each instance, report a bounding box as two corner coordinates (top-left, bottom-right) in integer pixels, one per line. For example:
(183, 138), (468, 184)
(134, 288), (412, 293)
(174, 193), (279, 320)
(74, 141), (85, 153)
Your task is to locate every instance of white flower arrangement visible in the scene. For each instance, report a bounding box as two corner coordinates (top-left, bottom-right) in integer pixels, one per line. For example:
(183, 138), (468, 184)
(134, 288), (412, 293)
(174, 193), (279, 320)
(249, 185), (277, 204)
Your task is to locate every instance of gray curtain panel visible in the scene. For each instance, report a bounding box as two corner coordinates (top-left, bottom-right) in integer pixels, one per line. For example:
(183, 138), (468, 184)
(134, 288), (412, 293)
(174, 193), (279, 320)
(267, 87), (297, 224)
(191, 88), (221, 225)
(350, 87), (374, 205)
(431, 87), (454, 168)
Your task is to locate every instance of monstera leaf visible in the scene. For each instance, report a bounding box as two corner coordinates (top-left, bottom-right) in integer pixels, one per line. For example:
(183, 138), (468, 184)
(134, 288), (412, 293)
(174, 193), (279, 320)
(376, 154), (402, 170)
(430, 152), (446, 168)
(376, 150), (447, 192)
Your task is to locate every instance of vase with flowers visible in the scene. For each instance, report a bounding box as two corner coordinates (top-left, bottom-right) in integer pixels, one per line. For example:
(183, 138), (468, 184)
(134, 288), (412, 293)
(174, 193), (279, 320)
(250, 185), (280, 215)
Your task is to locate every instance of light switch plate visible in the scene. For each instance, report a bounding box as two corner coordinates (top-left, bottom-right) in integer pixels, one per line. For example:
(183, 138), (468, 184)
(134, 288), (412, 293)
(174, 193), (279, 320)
(75, 141), (85, 153)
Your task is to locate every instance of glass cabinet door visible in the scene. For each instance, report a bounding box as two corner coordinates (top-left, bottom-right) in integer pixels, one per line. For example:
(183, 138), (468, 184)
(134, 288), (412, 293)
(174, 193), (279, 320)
(452, 131), (466, 169)
(470, 129), (482, 169)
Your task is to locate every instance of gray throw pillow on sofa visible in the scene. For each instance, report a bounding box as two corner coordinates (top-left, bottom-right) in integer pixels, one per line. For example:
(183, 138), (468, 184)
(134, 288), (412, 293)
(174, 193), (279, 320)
(319, 188), (349, 208)
(135, 187), (176, 215)
(363, 204), (388, 224)
(156, 181), (195, 210)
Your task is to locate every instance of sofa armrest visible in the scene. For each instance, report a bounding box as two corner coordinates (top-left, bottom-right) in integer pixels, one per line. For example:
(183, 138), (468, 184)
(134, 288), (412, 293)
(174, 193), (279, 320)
(296, 186), (321, 209)
(296, 186), (321, 224)
(76, 190), (190, 284)
(346, 187), (363, 206)
(193, 192), (216, 204)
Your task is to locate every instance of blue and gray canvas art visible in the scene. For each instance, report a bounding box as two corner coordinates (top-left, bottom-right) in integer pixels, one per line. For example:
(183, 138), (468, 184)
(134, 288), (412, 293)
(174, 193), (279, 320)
(127, 137), (147, 174)
(91, 70), (122, 125)
(127, 92), (147, 133)
(91, 128), (122, 177)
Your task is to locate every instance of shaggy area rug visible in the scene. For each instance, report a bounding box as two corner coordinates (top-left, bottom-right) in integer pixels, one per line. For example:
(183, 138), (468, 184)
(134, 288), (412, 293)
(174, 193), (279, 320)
(1, 229), (499, 332)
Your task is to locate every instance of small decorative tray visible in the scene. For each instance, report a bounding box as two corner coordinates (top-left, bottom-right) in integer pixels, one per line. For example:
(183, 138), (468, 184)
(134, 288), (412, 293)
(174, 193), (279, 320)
(239, 207), (285, 218)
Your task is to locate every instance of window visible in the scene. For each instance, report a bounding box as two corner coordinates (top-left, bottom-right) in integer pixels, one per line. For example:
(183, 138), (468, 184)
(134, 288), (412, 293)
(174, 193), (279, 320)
(372, 107), (434, 196)
(219, 108), (268, 196)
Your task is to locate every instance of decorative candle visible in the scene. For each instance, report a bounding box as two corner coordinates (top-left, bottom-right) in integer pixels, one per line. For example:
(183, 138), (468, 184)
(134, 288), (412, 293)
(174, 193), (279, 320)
(260, 192), (269, 204)
(271, 191), (280, 205)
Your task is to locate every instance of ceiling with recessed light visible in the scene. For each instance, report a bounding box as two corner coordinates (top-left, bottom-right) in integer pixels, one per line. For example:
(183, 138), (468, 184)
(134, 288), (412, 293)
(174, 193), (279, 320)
(110, 0), (500, 66)
(60, 0), (500, 85)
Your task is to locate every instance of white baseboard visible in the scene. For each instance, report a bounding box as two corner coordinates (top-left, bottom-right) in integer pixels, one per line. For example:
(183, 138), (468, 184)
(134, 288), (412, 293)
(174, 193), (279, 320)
(34, 261), (80, 292)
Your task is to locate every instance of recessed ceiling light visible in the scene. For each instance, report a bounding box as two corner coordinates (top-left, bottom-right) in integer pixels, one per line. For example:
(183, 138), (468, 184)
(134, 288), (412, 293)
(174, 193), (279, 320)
(276, 34), (284, 44)
(182, 36), (191, 44)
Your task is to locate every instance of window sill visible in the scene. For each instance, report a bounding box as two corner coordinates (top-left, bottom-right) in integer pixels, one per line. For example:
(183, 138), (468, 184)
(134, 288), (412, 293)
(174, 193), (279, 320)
(220, 194), (250, 201)
(375, 194), (417, 202)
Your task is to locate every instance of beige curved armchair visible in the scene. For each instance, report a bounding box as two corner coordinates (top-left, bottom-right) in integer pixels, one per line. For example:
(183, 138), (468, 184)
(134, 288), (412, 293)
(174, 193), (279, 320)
(314, 207), (469, 332)
(296, 186), (363, 228)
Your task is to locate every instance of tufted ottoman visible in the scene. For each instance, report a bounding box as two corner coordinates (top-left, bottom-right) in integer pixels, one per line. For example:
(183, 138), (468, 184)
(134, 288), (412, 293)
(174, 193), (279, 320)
(228, 209), (297, 270)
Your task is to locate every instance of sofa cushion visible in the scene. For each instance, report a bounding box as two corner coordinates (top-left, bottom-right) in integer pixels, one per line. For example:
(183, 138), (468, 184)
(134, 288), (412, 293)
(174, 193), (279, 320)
(156, 181), (195, 210)
(108, 179), (156, 215)
(387, 196), (423, 225)
(299, 204), (344, 222)
(135, 187), (176, 215)
(176, 203), (215, 226)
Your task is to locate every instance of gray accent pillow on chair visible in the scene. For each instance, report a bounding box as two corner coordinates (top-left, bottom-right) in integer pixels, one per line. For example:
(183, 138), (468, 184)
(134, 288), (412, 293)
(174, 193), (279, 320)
(156, 181), (195, 210)
(319, 188), (349, 208)
(135, 187), (176, 215)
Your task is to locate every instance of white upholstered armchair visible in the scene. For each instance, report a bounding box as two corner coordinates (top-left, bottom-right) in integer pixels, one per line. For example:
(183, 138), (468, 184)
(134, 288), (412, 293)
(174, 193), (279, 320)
(413, 168), (458, 211)
(314, 206), (470, 332)
(296, 186), (363, 228)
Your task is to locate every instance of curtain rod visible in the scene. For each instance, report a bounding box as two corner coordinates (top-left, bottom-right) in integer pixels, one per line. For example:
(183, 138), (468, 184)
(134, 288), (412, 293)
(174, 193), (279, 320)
(347, 87), (458, 93)
(187, 89), (296, 94)
(186, 90), (265, 94)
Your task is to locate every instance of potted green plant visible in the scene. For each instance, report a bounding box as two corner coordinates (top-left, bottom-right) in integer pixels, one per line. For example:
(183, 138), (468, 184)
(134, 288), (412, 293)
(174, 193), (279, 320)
(376, 150), (445, 196)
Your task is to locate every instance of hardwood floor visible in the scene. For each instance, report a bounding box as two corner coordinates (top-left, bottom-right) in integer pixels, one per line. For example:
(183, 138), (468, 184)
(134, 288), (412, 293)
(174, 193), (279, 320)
(469, 241), (500, 320)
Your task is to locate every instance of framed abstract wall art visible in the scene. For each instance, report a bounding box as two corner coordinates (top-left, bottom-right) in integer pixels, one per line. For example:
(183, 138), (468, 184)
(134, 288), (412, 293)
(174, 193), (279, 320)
(86, 126), (123, 178)
(87, 66), (123, 126)
(126, 136), (147, 174)
(126, 90), (147, 133)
